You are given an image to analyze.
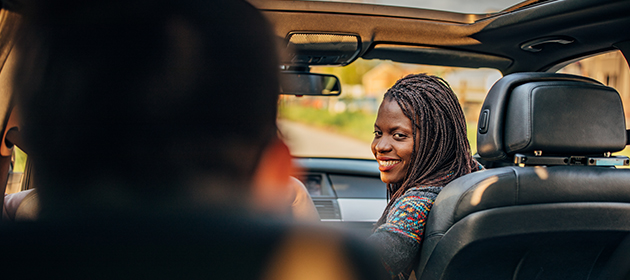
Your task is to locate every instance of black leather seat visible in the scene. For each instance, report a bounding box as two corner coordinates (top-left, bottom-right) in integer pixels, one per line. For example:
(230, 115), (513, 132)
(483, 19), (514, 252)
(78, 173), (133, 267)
(416, 73), (630, 280)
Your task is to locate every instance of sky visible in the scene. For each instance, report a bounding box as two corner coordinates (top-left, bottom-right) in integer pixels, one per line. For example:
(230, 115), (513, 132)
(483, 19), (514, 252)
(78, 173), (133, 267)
(314, 0), (527, 14)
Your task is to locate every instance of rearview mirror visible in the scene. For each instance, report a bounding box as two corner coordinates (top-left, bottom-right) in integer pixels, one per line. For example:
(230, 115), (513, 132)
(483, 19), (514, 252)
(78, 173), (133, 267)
(279, 72), (341, 96)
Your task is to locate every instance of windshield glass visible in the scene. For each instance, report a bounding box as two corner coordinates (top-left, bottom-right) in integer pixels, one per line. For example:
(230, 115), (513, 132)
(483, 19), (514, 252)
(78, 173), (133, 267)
(295, 0), (526, 14)
(278, 58), (502, 159)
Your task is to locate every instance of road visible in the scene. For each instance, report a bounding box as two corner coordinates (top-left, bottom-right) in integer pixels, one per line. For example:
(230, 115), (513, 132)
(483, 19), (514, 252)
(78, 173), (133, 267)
(278, 120), (373, 159)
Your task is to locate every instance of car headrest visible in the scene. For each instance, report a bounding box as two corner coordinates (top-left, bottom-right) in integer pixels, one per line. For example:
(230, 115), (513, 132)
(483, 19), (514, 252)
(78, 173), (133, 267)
(477, 72), (627, 161)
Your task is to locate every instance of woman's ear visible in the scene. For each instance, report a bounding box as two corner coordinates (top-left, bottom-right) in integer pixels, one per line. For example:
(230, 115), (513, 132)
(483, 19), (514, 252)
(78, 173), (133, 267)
(251, 139), (295, 213)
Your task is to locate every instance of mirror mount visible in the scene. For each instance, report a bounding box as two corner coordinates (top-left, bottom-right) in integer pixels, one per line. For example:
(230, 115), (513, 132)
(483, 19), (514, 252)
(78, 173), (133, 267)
(281, 65), (310, 72)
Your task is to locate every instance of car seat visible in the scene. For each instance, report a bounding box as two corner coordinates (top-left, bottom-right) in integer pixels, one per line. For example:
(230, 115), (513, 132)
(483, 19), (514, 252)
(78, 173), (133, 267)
(2, 188), (38, 221)
(416, 72), (630, 280)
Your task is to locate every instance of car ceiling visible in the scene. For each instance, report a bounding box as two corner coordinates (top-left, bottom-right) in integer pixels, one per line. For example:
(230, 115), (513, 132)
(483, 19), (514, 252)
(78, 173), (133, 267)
(249, 0), (630, 74)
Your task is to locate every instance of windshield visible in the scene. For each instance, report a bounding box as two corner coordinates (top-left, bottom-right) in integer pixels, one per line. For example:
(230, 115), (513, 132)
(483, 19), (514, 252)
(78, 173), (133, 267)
(295, 0), (529, 14)
(278, 58), (502, 159)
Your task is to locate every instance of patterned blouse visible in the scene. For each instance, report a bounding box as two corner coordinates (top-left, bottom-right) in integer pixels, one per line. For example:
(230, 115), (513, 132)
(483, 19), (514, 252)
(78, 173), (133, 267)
(368, 184), (444, 279)
(367, 166), (481, 279)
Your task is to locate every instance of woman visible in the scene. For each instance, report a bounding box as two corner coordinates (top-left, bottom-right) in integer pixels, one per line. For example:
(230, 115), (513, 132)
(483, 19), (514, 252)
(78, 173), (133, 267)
(368, 73), (482, 279)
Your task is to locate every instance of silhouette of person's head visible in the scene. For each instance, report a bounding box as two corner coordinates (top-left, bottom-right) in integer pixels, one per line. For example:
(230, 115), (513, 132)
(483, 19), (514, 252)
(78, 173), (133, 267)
(16, 0), (291, 217)
(8, 4), (389, 280)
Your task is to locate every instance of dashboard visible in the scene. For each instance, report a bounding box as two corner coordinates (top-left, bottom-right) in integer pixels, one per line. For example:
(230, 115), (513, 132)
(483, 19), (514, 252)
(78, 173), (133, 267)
(292, 158), (387, 237)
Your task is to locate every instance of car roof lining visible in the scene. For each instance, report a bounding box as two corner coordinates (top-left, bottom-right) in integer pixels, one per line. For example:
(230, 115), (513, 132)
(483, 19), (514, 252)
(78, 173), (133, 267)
(255, 0), (630, 74)
(250, 0), (492, 24)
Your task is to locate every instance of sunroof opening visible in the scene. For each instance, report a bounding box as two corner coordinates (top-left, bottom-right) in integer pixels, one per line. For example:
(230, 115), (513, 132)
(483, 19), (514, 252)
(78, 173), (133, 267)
(296, 0), (532, 14)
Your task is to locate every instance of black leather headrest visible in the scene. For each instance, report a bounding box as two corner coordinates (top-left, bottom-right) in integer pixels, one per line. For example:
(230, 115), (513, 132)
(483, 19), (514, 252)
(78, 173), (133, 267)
(477, 73), (627, 160)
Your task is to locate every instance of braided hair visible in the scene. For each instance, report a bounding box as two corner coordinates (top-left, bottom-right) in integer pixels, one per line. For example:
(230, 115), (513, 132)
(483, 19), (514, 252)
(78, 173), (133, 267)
(375, 73), (478, 227)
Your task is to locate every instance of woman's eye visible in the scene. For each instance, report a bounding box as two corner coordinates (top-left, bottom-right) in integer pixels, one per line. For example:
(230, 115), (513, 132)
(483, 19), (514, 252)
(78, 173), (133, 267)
(393, 133), (407, 139)
(373, 131), (382, 137)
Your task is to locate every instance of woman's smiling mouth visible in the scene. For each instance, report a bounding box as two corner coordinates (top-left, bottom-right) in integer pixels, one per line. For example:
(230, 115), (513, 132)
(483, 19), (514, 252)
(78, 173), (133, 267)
(377, 159), (401, 171)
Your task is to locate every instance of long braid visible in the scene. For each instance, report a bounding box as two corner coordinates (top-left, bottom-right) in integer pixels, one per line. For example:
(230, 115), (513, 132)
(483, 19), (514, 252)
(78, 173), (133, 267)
(375, 73), (478, 227)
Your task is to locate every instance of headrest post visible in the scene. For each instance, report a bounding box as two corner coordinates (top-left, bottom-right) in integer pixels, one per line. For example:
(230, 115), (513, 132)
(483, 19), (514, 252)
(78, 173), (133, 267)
(514, 153), (629, 167)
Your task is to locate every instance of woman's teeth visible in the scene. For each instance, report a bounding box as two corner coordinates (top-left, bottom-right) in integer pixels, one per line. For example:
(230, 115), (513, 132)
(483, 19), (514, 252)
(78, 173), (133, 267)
(379, 160), (400, 167)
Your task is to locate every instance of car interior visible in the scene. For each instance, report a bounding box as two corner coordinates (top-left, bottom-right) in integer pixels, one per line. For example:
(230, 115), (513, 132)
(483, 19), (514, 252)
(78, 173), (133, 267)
(256, 0), (630, 278)
(1, 0), (630, 278)
(418, 72), (630, 280)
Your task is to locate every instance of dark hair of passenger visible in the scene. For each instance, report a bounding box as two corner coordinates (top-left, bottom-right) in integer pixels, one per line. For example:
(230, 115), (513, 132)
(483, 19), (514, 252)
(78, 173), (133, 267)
(15, 0), (280, 216)
(375, 73), (478, 226)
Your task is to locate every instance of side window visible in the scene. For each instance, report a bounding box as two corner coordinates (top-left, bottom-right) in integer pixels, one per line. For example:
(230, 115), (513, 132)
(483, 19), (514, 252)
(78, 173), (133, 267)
(557, 50), (630, 158)
(6, 147), (26, 194)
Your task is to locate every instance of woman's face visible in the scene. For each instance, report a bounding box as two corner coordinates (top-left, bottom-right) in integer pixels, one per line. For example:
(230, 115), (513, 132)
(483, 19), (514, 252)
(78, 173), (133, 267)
(371, 99), (414, 184)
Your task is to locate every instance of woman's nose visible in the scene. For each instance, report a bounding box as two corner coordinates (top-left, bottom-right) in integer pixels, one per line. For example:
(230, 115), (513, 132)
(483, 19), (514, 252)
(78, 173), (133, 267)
(374, 138), (392, 154)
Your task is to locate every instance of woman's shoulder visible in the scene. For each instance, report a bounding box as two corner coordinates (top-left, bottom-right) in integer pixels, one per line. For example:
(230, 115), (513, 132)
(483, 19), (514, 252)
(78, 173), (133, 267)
(388, 185), (443, 209)
(404, 185), (443, 197)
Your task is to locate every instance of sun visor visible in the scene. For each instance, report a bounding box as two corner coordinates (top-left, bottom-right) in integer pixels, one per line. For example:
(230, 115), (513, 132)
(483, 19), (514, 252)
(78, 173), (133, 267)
(362, 44), (512, 70)
(284, 32), (361, 66)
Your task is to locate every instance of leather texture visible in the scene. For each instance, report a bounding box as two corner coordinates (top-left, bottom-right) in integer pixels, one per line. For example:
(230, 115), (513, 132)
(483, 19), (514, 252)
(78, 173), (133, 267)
(477, 72), (604, 161)
(504, 81), (625, 155)
(417, 72), (630, 280)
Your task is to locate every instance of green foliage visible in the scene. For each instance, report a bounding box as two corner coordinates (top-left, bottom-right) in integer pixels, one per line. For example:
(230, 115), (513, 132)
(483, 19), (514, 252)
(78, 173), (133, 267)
(279, 103), (480, 156)
(13, 147), (27, 173)
(279, 104), (376, 143)
(313, 59), (380, 85)
(467, 123), (478, 155)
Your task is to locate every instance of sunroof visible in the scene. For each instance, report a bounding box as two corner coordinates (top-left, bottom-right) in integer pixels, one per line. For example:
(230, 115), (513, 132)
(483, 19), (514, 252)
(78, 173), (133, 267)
(299, 0), (528, 14)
